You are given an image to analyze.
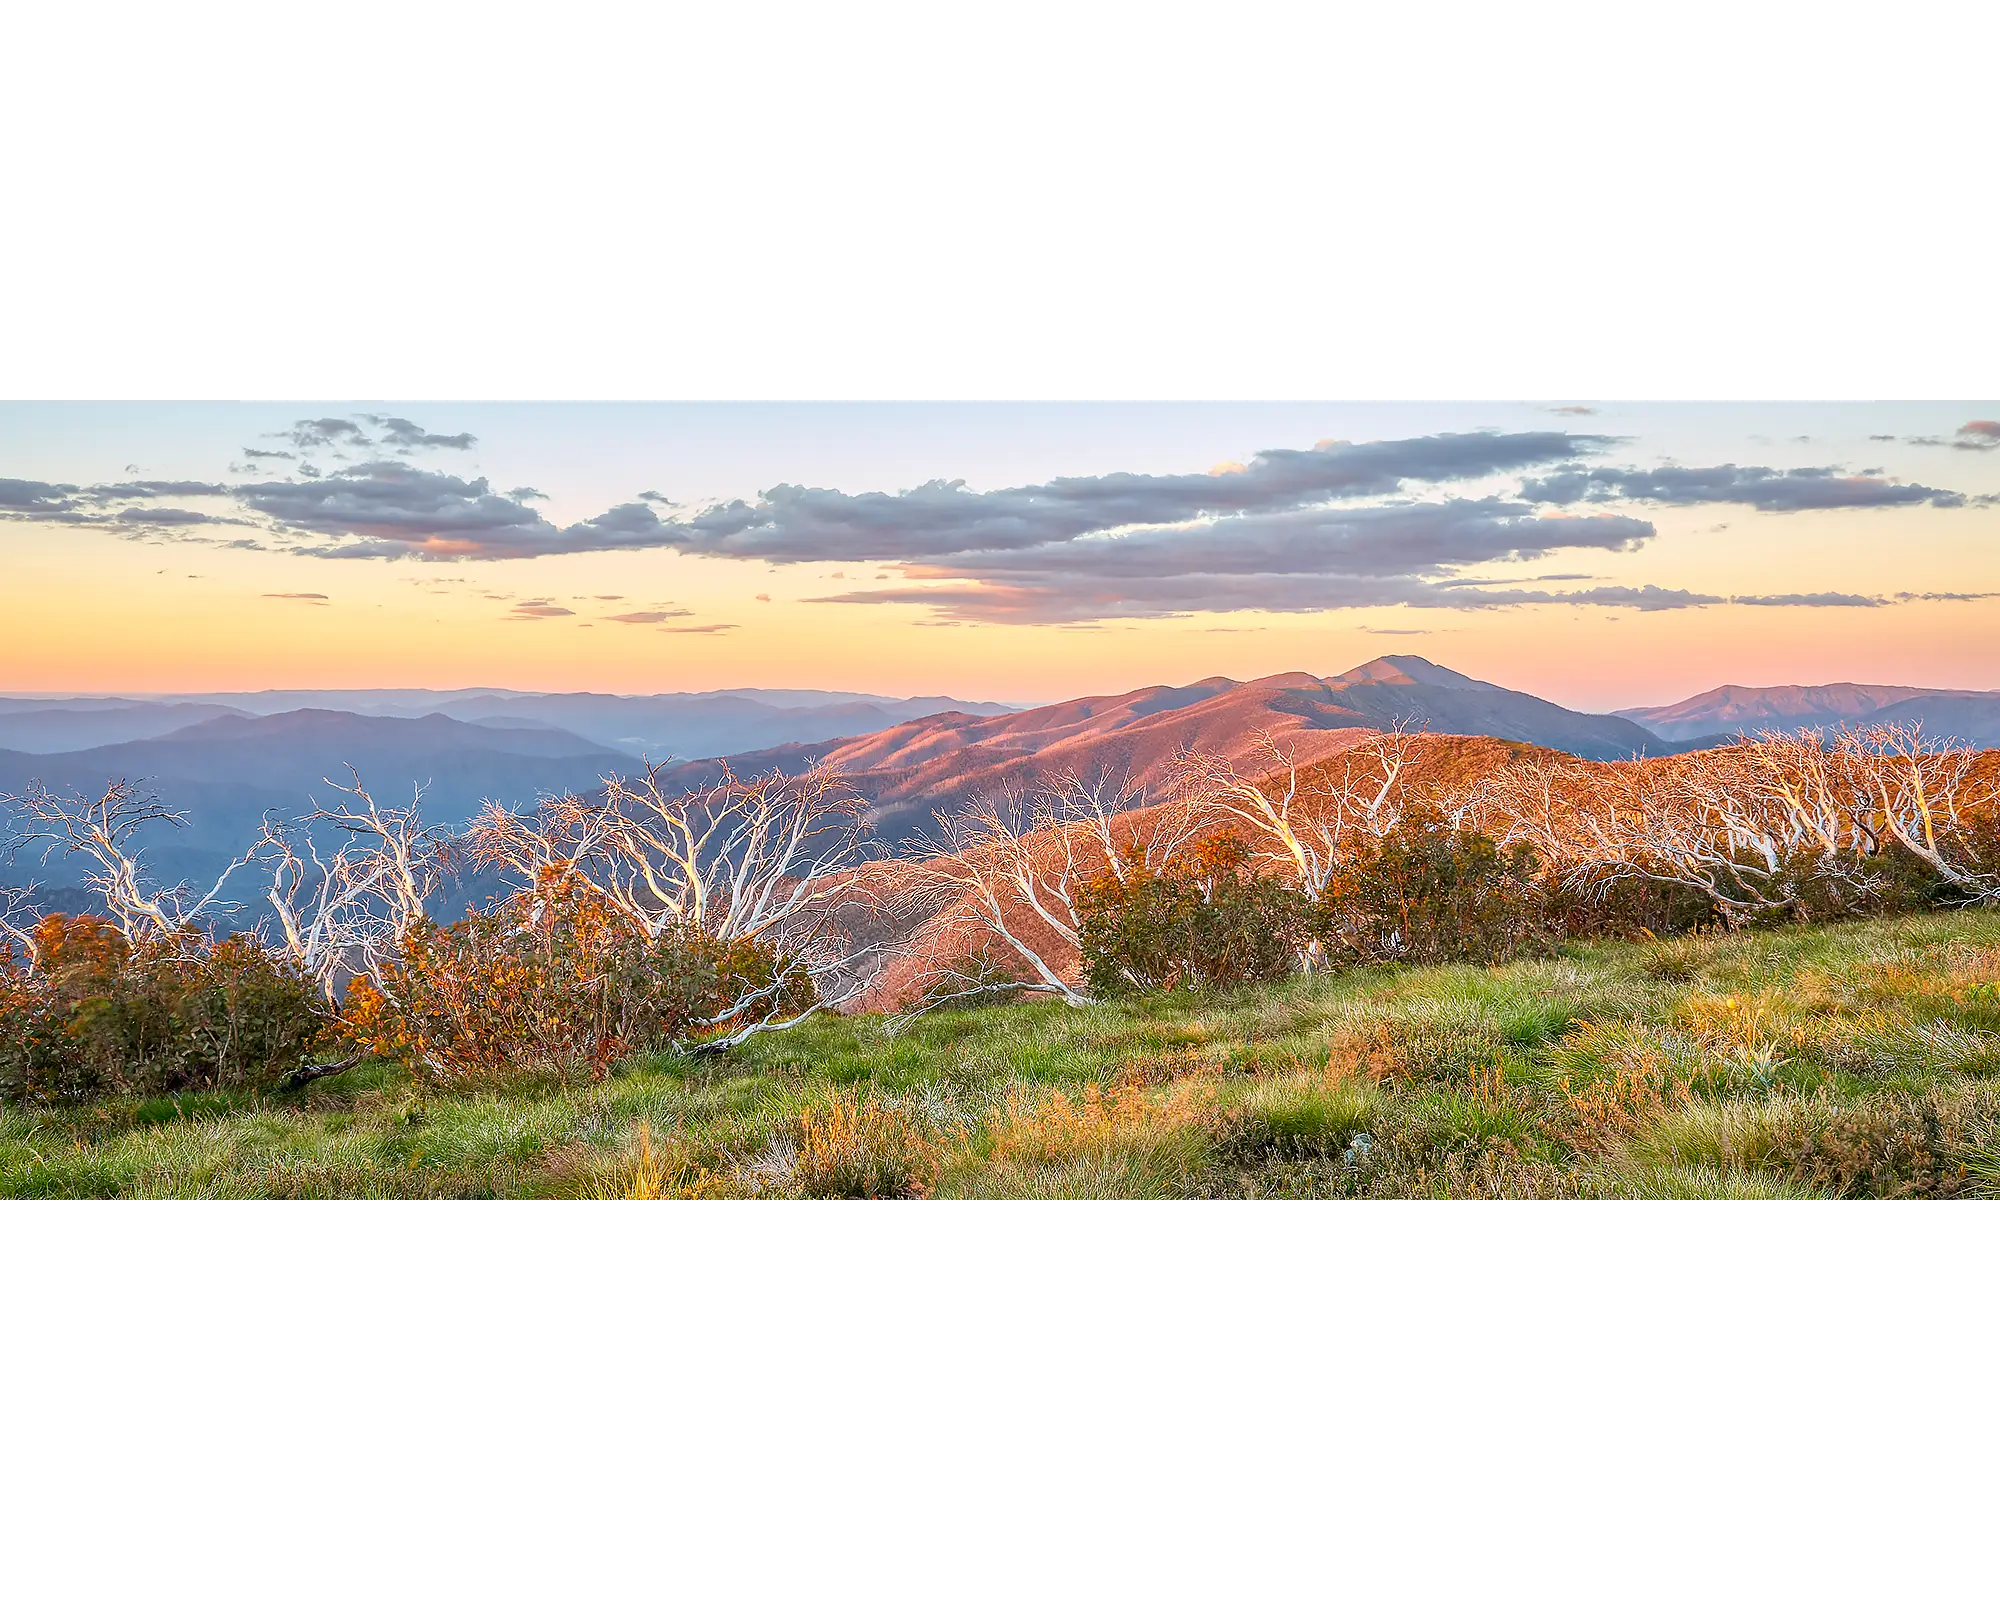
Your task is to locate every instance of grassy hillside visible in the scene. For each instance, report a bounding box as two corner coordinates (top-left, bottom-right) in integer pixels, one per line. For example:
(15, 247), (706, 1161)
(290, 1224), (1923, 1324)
(6, 908), (2000, 1199)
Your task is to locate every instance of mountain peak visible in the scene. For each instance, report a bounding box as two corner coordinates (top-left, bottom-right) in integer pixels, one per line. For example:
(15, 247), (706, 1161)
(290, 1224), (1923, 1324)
(1327, 655), (1497, 692)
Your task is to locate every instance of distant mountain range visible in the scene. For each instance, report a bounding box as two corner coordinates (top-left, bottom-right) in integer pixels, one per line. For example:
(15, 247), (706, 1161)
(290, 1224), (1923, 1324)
(8, 658), (1999, 907)
(1618, 681), (2000, 744)
(0, 687), (1017, 758)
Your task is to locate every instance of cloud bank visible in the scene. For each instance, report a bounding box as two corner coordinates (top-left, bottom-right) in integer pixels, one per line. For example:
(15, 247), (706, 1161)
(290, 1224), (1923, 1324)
(2, 424), (1983, 626)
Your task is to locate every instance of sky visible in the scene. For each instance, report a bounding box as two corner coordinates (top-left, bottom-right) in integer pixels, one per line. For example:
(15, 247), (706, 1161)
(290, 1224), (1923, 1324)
(2, 401), (1997, 713)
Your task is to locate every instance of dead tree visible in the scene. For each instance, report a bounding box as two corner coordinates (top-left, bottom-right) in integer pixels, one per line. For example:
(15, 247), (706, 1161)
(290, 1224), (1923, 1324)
(1847, 724), (2000, 902)
(1, 779), (261, 945)
(1176, 726), (1420, 967)
(892, 768), (1203, 1014)
(0, 882), (41, 971)
(466, 762), (877, 1048)
(258, 773), (457, 1001)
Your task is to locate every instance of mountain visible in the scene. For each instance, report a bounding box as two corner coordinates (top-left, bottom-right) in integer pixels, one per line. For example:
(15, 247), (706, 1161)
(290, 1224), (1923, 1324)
(0, 698), (243, 753)
(676, 656), (1663, 841)
(419, 690), (1018, 759)
(0, 711), (646, 905)
(1, 687), (1019, 762)
(1619, 681), (2000, 744)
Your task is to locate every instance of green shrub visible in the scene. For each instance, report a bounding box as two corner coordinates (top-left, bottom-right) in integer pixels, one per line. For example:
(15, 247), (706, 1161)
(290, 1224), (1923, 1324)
(0, 914), (328, 1104)
(1320, 809), (1546, 964)
(1079, 837), (1313, 996)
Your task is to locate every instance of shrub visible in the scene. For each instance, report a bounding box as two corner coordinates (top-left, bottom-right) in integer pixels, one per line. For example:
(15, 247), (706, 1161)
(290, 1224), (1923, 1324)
(781, 1090), (940, 1198)
(0, 914), (327, 1104)
(341, 874), (810, 1088)
(1078, 836), (1313, 995)
(1319, 809), (1546, 964)
(1544, 871), (1717, 941)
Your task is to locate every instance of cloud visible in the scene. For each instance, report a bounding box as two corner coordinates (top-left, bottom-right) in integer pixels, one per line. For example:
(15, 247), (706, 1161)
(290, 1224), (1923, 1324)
(0, 476), (246, 532)
(663, 432), (1608, 564)
(1727, 591), (1888, 608)
(286, 418), (371, 451)
(242, 447), (295, 461)
(1550, 405), (1597, 415)
(85, 480), (232, 500)
(111, 506), (245, 528)
(361, 415), (477, 452)
(0, 477), (81, 514)
(602, 609), (692, 624)
(1953, 420), (2000, 451)
(235, 463), (563, 558)
(509, 486), (549, 502)
(662, 622), (737, 634)
(507, 600), (574, 620)
(262, 592), (329, 603)
(793, 498), (1662, 622)
(1896, 590), (2000, 602)
(1521, 463), (1964, 511)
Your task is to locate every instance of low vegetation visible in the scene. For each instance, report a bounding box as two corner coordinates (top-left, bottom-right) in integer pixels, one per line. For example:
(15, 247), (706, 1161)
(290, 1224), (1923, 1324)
(6, 909), (1999, 1198)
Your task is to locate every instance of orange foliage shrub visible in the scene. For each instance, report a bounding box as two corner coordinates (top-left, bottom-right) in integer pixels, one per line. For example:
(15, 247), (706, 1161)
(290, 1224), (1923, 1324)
(0, 914), (328, 1103)
(341, 872), (811, 1087)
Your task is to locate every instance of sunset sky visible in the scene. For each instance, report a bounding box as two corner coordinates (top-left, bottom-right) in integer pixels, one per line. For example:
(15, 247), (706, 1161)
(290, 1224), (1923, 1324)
(3, 401), (1997, 712)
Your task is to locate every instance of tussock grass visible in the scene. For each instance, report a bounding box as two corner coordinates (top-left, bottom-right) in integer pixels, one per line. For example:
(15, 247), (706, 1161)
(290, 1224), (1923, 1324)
(5, 908), (2000, 1198)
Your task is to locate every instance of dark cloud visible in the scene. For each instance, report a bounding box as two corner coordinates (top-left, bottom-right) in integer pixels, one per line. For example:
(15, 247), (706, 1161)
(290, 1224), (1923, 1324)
(1953, 420), (2000, 451)
(242, 447), (295, 461)
(0, 477), (80, 514)
(637, 489), (674, 504)
(235, 463), (562, 558)
(361, 415), (477, 452)
(287, 417), (371, 450)
(667, 432), (1608, 564)
(1521, 464), (1964, 511)
(1896, 590), (2000, 602)
(904, 501), (1651, 585)
(0, 476), (242, 532)
(508, 486), (549, 502)
(1550, 405), (1597, 415)
(507, 600), (574, 620)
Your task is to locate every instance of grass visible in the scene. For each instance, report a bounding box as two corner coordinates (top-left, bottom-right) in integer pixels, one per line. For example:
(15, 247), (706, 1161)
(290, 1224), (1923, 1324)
(7, 909), (2000, 1198)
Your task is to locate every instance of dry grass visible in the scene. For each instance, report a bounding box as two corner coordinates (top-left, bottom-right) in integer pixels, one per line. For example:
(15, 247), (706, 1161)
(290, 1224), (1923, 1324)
(6, 907), (2000, 1199)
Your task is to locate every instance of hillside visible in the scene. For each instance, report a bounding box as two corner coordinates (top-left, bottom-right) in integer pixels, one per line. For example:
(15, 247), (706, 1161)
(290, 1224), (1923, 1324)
(698, 656), (1659, 840)
(7, 909), (1997, 1198)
